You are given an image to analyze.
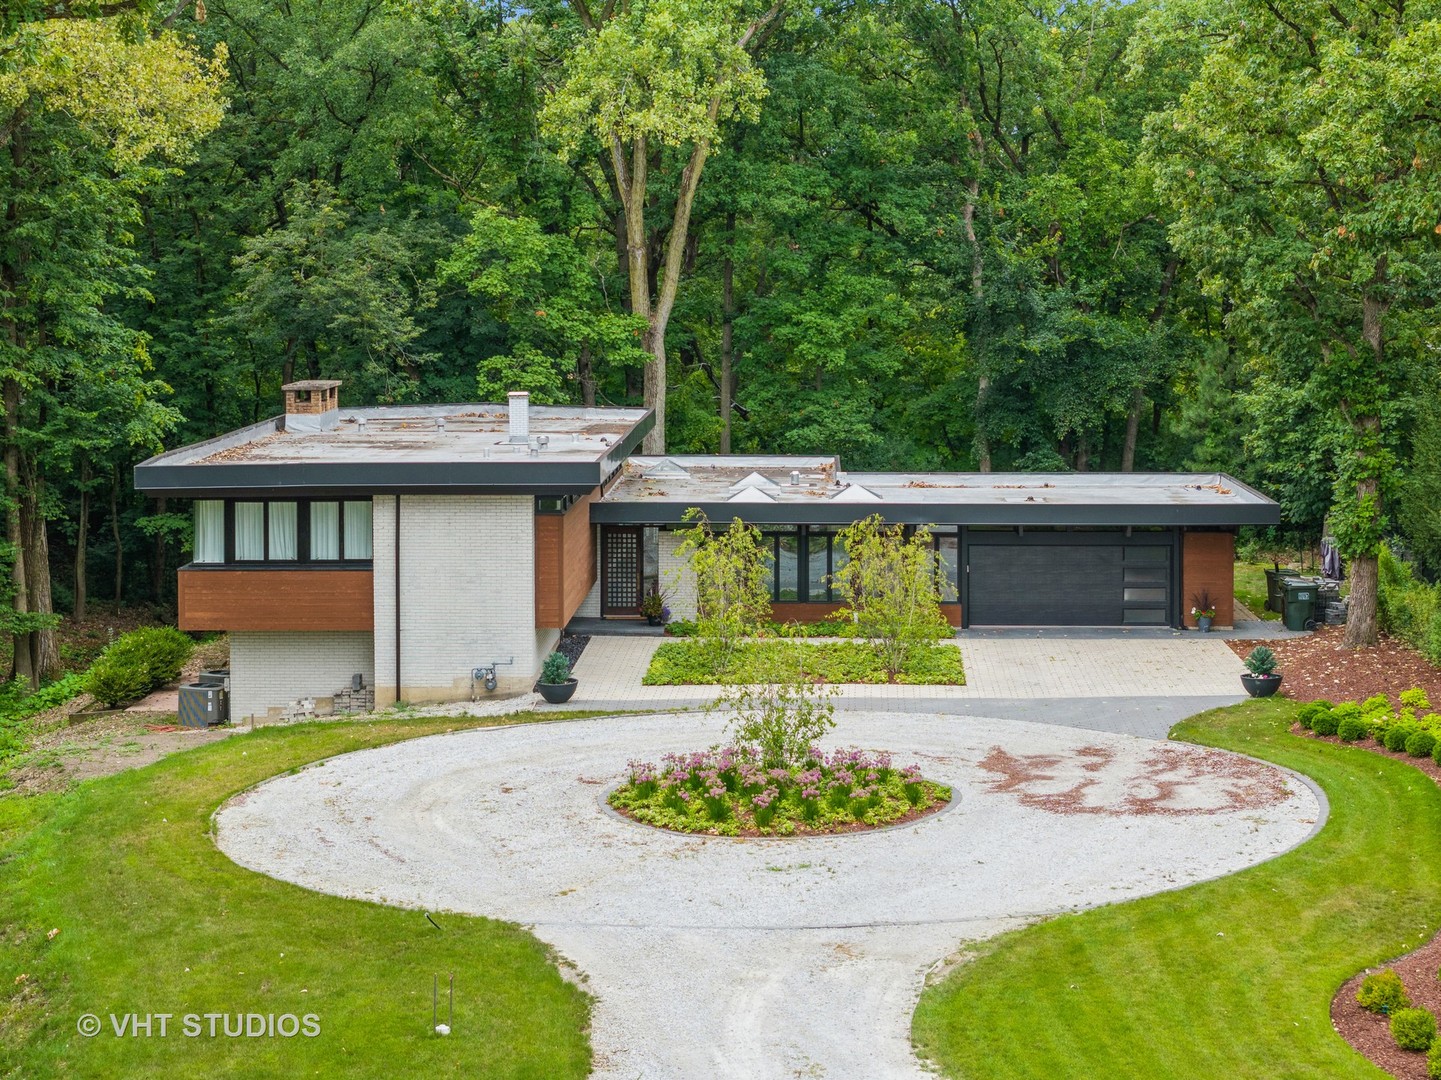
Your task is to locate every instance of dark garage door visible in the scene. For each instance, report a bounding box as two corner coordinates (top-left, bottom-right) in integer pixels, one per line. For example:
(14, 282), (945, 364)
(966, 542), (1171, 626)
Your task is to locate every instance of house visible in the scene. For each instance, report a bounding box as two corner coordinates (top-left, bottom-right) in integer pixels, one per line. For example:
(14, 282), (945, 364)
(135, 383), (1279, 721)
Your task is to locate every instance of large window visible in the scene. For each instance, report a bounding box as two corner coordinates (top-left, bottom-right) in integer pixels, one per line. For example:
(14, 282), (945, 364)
(191, 498), (374, 565)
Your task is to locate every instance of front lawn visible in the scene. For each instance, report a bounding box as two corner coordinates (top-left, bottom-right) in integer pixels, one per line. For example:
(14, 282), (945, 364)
(642, 640), (966, 686)
(1233, 560), (1283, 620)
(912, 697), (1441, 1078)
(0, 711), (606, 1078)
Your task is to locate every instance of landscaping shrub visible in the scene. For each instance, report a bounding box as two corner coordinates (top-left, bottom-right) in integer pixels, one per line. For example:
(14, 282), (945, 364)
(642, 639), (965, 686)
(1434, 739), (1441, 767)
(1406, 730), (1439, 758)
(1429, 1039), (1441, 1080)
(1311, 705), (1344, 737)
(82, 627), (194, 708)
(1358, 969), (1412, 1014)
(1402, 688), (1433, 712)
(1391, 1008), (1437, 1052)
(1379, 545), (1441, 665)
(539, 651), (571, 684)
(1244, 645), (1278, 675)
(1338, 714), (1372, 742)
(671, 511), (772, 667)
(1297, 701), (1333, 730)
(1384, 722), (1422, 753)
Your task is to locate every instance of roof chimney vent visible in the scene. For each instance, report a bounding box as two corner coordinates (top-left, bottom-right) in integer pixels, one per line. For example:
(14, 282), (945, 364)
(282, 380), (342, 433)
(508, 391), (530, 442)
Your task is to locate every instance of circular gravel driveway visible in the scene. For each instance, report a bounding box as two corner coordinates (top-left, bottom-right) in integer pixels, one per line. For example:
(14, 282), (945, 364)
(216, 711), (1323, 1079)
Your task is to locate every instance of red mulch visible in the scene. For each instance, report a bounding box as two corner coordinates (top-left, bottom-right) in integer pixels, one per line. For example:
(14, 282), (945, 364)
(1305, 727), (1441, 1078)
(1228, 626), (1441, 706)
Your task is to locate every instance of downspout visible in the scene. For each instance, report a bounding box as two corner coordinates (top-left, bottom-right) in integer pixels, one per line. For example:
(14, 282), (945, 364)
(394, 494), (401, 704)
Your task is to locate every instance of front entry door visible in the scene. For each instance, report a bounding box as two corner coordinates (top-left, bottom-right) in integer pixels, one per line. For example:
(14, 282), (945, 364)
(601, 526), (643, 616)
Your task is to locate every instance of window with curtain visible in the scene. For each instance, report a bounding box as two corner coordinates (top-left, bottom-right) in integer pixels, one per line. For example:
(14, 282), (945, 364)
(234, 503), (265, 560)
(193, 500), (225, 563)
(268, 501), (297, 560)
(310, 502), (340, 560)
(343, 500), (372, 559)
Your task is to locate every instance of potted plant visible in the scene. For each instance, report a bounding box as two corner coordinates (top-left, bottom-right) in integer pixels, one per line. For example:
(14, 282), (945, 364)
(639, 588), (669, 627)
(537, 651), (577, 704)
(1190, 590), (1217, 633)
(1240, 645), (1283, 697)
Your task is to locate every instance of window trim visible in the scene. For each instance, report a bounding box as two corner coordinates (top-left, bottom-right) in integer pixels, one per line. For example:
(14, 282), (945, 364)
(205, 497), (374, 567)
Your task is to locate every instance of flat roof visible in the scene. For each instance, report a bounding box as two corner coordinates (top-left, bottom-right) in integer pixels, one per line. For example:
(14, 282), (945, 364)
(134, 404), (654, 497)
(591, 456), (1280, 527)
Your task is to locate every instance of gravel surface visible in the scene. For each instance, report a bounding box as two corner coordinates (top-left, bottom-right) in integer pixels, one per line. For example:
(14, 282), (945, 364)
(216, 710), (1323, 1079)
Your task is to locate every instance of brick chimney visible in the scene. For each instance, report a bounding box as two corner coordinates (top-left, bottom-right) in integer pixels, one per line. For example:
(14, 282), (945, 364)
(282, 380), (342, 433)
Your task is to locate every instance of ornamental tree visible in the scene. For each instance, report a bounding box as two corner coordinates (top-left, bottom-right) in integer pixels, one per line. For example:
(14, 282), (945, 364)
(833, 515), (951, 676)
(1142, 0), (1441, 646)
(671, 510), (771, 666)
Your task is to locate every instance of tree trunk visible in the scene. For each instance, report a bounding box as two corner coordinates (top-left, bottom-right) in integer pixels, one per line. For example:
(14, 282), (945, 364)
(22, 479), (60, 681)
(1343, 286), (1388, 648)
(577, 345), (596, 408)
(74, 461), (89, 621)
(720, 210), (735, 454)
(111, 465), (123, 604)
(151, 495), (167, 603)
(1344, 550), (1378, 648)
(4, 376), (34, 687)
(1121, 387), (1144, 472)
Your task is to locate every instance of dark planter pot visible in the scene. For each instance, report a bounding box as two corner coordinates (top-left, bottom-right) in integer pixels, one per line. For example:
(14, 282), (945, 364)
(537, 678), (578, 704)
(1197, 616), (1214, 633)
(1241, 672), (1283, 698)
(646, 615), (663, 626)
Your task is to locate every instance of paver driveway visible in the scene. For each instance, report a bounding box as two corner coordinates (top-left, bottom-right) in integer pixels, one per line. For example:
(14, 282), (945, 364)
(216, 710), (1321, 1079)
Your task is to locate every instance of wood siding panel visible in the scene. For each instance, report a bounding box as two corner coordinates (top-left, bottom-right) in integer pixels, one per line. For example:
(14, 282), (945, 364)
(178, 567), (374, 631)
(535, 489), (599, 628)
(1182, 531), (1235, 628)
(769, 602), (963, 627)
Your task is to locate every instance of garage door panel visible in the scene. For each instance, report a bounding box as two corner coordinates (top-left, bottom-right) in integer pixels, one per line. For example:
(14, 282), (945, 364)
(967, 542), (1171, 626)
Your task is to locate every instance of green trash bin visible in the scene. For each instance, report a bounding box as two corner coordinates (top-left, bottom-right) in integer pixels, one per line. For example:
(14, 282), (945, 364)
(1282, 578), (1318, 631)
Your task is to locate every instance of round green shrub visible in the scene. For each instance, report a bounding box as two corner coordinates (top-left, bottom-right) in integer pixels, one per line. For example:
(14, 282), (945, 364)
(1297, 701), (1333, 730)
(1358, 969), (1411, 1014)
(1385, 722), (1422, 753)
(82, 626), (195, 708)
(1407, 730), (1439, 758)
(1392, 1007), (1437, 1052)
(1428, 1039), (1441, 1080)
(1338, 714), (1372, 742)
(1311, 709), (1342, 737)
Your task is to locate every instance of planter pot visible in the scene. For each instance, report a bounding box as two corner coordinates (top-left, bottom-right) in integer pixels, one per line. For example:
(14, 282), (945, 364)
(646, 615), (663, 626)
(537, 678), (578, 704)
(1197, 616), (1214, 633)
(1241, 672), (1283, 698)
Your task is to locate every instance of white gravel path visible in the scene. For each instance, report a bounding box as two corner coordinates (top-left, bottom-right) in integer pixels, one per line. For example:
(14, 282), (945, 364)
(215, 711), (1323, 1079)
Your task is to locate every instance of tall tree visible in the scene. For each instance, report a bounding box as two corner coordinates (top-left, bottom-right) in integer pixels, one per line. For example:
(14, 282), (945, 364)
(1143, 0), (1441, 646)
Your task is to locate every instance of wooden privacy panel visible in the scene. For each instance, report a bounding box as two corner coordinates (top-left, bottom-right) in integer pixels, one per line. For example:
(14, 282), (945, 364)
(534, 489), (599, 628)
(178, 567), (373, 631)
(1182, 531), (1236, 627)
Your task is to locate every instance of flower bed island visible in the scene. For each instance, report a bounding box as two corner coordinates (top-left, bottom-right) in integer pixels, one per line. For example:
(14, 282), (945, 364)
(610, 746), (951, 837)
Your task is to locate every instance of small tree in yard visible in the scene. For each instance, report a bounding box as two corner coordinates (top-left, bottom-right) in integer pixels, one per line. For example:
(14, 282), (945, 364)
(717, 629), (838, 768)
(671, 510), (771, 669)
(833, 516), (951, 677)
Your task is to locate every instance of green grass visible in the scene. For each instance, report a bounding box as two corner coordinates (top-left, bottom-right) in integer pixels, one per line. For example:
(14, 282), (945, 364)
(1233, 561), (1284, 621)
(912, 698), (1441, 1078)
(642, 639), (965, 686)
(0, 711), (614, 1079)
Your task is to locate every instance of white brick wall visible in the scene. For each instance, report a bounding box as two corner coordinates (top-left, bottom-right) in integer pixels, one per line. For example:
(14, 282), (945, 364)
(230, 631), (374, 722)
(373, 495), (539, 703)
(576, 579), (601, 618)
(659, 530), (697, 620)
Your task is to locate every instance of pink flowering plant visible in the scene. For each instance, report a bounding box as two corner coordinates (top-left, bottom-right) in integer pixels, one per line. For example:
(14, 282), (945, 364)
(609, 745), (950, 836)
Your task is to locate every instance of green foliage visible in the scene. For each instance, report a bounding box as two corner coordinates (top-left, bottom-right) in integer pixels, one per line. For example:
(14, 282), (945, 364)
(1406, 731), (1438, 759)
(1310, 706), (1343, 738)
(1429, 1039), (1441, 1080)
(1379, 547), (1441, 665)
(1296, 701), (1333, 731)
(643, 640), (966, 686)
(719, 677), (838, 770)
(832, 515), (951, 676)
(539, 652), (571, 685)
(1243, 646), (1277, 676)
(671, 512), (772, 664)
(82, 627), (195, 708)
(1384, 723), (1421, 754)
(1358, 969), (1411, 1015)
(1401, 689), (1433, 712)
(1391, 1008), (1437, 1052)
(1337, 715), (1371, 743)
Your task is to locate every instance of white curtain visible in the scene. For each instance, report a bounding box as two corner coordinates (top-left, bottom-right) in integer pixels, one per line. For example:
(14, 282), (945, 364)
(193, 500), (225, 563)
(268, 502), (298, 560)
(310, 502), (340, 560)
(344, 500), (373, 559)
(234, 503), (265, 561)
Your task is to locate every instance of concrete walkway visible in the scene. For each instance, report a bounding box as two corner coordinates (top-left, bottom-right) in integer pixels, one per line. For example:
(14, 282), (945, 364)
(562, 634), (1248, 739)
(216, 711), (1322, 1080)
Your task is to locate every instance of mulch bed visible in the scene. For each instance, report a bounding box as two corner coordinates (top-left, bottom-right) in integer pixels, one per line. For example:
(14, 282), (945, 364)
(1305, 726), (1441, 1077)
(1228, 626), (1441, 705)
(608, 794), (951, 838)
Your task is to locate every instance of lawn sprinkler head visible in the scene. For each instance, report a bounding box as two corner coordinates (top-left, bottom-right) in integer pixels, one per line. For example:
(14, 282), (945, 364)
(434, 1023), (450, 1036)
